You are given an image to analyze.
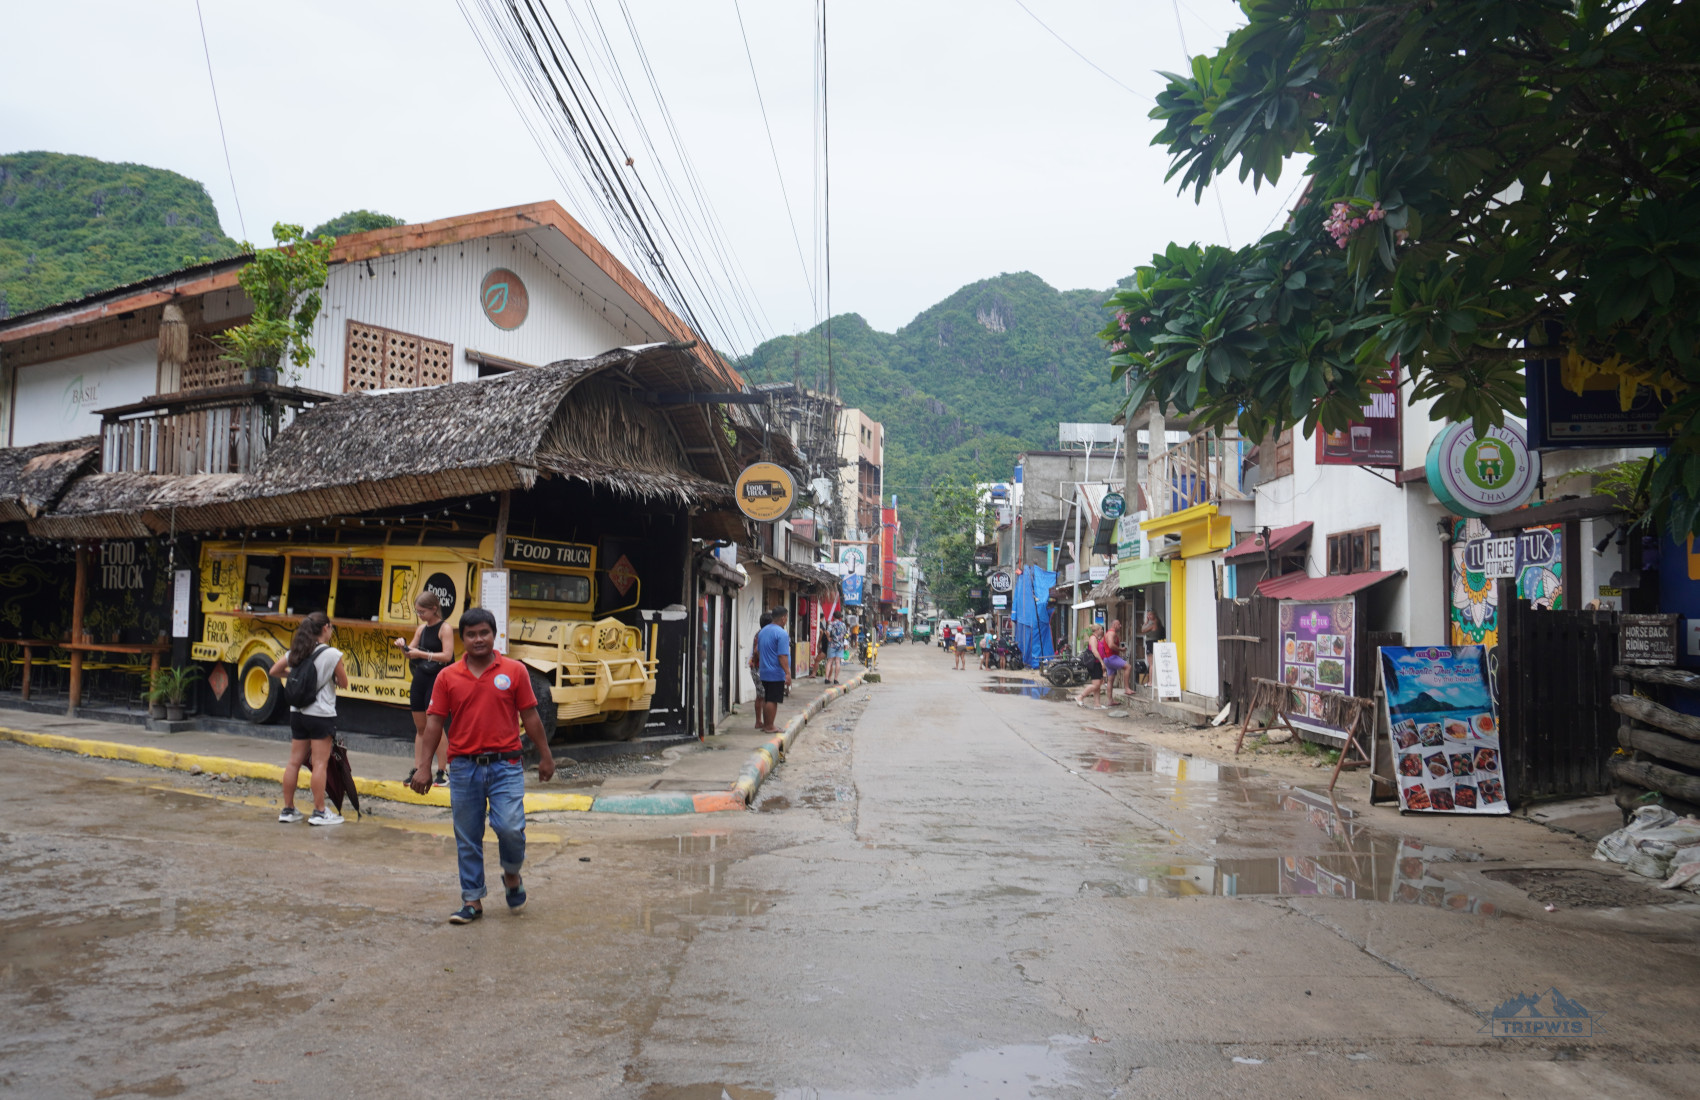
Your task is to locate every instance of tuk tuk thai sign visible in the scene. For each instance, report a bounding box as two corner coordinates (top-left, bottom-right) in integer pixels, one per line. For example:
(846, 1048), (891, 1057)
(1378, 645), (1509, 814)
(735, 462), (797, 522)
(1315, 366), (1401, 467)
(1426, 421), (1541, 517)
(1278, 599), (1355, 738)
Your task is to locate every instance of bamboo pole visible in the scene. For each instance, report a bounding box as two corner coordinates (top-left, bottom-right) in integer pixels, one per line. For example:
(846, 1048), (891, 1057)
(67, 545), (89, 715)
(493, 490), (511, 568)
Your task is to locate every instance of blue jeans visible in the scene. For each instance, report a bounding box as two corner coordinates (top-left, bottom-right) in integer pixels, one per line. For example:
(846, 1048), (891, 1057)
(448, 758), (527, 902)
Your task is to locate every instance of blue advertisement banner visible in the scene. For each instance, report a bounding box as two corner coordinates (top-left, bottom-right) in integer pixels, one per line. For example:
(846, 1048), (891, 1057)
(842, 573), (863, 606)
(1525, 356), (1672, 449)
(1378, 646), (1509, 814)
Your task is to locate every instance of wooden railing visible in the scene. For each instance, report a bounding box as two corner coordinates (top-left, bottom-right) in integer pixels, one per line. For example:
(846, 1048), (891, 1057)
(99, 382), (330, 476)
(1147, 427), (1249, 517)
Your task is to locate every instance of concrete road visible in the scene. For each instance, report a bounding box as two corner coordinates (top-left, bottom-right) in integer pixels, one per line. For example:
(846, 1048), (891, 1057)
(3, 644), (1698, 1099)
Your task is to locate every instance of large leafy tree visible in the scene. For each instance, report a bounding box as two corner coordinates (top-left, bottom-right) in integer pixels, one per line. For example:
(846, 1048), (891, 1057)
(1103, 0), (1700, 530)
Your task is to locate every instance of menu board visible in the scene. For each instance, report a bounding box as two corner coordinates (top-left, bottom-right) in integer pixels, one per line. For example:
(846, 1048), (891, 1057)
(1379, 646), (1509, 814)
(1278, 599), (1354, 737)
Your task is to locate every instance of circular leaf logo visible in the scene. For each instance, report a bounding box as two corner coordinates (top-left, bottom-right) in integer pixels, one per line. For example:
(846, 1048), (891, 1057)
(480, 268), (529, 330)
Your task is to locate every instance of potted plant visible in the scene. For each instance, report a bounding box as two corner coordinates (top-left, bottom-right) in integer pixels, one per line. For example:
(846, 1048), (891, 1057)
(142, 669), (169, 720)
(214, 223), (334, 385)
(156, 665), (204, 722)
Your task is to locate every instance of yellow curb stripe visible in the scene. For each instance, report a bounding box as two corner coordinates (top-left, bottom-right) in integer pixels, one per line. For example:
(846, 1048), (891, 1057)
(0, 726), (593, 813)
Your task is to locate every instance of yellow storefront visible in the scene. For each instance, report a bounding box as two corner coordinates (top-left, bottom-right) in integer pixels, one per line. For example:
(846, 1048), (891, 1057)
(1139, 503), (1233, 689)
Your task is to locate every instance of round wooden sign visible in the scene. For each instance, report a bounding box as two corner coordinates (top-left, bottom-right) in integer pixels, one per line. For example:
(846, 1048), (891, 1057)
(481, 268), (529, 330)
(735, 463), (797, 522)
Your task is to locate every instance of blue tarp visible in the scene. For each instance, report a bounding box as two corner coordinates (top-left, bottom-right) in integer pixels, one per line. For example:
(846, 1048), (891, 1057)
(1010, 566), (1056, 668)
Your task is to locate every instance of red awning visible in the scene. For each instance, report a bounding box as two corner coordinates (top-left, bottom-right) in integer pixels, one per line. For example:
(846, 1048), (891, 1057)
(1224, 521), (1313, 562)
(1255, 568), (1403, 600)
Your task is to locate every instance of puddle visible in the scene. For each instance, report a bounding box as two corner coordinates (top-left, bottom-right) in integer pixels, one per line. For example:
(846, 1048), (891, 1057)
(1068, 736), (1507, 915)
(627, 831), (774, 924)
(980, 683), (1074, 702)
(646, 1035), (1088, 1099)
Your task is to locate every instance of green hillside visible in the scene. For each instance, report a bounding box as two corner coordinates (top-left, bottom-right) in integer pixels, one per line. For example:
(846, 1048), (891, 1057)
(739, 271), (1126, 548)
(0, 151), (240, 319)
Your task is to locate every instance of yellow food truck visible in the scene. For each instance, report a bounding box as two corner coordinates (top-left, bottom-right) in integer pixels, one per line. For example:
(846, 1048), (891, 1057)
(190, 534), (656, 740)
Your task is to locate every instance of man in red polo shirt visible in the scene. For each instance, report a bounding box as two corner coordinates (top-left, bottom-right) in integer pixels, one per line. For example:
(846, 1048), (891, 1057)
(409, 607), (556, 924)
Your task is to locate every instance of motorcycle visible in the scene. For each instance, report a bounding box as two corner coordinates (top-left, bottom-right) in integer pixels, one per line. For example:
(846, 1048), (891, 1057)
(1041, 649), (1096, 687)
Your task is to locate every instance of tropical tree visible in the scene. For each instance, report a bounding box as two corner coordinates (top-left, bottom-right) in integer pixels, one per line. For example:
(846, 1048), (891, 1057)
(1103, 0), (1700, 531)
(216, 223), (334, 383)
(917, 478), (996, 617)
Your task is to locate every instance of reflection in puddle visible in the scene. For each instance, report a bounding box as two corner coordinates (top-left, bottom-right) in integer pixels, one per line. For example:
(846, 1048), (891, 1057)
(980, 682), (1073, 702)
(1075, 737), (1503, 916)
(648, 1035), (1088, 1099)
(634, 831), (773, 926)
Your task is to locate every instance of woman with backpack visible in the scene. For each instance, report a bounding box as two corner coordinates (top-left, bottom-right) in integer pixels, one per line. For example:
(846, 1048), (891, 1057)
(269, 612), (349, 826)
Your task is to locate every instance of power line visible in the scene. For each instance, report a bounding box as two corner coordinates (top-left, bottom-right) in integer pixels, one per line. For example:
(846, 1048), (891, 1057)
(732, 0), (816, 311)
(1010, 0), (1150, 103)
(193, 0), (247, 240)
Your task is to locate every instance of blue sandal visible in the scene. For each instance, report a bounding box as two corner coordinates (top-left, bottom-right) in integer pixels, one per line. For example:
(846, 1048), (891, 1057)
(448, 903), (482, 925)
(505, 876), (527, 911)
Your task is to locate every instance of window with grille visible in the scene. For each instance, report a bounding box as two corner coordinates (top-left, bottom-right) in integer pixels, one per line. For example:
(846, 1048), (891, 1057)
(1327, 527), (1381, 575)
(179, 328), (243, 391)
(344, 320), (454, 392)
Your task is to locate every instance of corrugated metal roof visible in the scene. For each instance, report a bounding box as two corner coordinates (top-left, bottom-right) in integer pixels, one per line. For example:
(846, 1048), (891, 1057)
(1255, 568), (1402, 600)
(1224, 521), (1313, 561)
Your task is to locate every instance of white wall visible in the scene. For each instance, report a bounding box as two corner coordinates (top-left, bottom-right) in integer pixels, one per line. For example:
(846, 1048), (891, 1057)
(10, 341), (158, 446)
(1185, 552), (1222, 697)
(292, 235), (638, 394)
(1250, 384), (1452, 641)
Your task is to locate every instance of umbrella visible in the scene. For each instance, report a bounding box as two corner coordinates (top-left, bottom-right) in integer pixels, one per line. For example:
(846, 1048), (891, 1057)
(325, 737), (361, 819)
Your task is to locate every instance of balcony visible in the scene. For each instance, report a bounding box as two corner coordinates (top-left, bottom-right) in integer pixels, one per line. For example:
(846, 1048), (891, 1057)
(1146, 427), (1250, 518)
(99, 383), (331, 476)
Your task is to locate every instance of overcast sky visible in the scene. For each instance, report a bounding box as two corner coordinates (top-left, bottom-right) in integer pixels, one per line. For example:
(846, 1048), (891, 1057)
(4, 0), (1303, 352)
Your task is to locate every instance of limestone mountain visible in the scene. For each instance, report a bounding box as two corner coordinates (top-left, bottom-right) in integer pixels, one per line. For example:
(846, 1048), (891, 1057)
(0, 152), (240, 319)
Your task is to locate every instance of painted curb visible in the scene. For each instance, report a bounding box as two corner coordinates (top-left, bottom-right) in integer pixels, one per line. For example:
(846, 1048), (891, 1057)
(0, 726), (596, 813)
(731, 670), (868, 805)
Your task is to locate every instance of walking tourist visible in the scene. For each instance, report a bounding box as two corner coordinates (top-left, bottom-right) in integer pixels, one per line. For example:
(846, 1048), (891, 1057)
(408, 608), (555, 924)
(755, 607), (792, 732)
(270, 613), (349, 826)
(1074, 624), (1108, 709)
(825, 613), (848, 685)
(953, 624), (970, 670)
(396, 591), (454, 786)
(1102, 619), (1129, 705)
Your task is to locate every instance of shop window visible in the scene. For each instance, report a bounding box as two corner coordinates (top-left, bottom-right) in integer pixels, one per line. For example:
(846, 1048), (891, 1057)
(335, 557), (384, 621)
(288, 556), (332, 616)
(245, 555), (283, 611)
(1327, 527), (1381, 575)
(345, 320), (454, 391)
(512, 570), (591, 606)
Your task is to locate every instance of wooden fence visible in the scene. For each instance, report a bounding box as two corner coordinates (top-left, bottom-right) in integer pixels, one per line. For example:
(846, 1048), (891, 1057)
(1217, 595), (1279, 722)
(1495, 579), (1618, 804)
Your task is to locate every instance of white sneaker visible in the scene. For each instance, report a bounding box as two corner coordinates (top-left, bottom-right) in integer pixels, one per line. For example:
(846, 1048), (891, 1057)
(308, 808), (344, 827)
(277, 806), (305, 823)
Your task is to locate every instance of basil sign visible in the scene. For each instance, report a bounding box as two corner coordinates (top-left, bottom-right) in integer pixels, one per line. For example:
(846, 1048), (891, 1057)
(1101, 491), (1126, 520)
(1425, 421), (1541, 518)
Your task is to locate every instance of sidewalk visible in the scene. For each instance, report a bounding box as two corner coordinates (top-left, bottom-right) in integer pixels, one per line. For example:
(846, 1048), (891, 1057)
(0, 670), (865, 816)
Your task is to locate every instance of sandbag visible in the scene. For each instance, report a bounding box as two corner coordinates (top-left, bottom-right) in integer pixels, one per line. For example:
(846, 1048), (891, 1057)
(1593, 806), (1691, 864)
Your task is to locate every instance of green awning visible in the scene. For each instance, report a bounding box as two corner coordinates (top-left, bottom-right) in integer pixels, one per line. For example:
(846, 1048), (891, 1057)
(1117, 556), (1170, 588)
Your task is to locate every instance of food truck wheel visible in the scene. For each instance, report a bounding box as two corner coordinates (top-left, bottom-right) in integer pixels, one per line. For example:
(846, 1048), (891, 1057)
(236, 654), (281, 724)
(526, 668), (558, 742)
(606, 708), (650, 741)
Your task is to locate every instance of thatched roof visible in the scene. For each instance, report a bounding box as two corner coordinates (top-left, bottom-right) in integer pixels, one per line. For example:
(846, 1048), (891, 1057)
(29, 343), (745, 537)
(0, 437), (98, 523)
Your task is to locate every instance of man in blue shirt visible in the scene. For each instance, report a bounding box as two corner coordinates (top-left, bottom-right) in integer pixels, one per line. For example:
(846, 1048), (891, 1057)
(755, 607), (792, 733)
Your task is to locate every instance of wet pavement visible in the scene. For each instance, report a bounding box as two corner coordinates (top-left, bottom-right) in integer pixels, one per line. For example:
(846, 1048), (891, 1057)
(3, 647), (1700, 1097)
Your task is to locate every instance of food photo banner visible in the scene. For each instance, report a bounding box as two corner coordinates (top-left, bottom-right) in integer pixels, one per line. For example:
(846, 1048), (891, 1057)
(1278, 599), (1354, 738)
(1378, 646), (1509, 814)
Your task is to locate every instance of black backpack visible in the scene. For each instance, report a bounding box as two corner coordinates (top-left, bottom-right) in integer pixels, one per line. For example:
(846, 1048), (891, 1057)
(284, 645), (327, 709)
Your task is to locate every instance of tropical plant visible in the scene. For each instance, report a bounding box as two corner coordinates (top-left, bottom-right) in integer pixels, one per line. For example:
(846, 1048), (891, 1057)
(1104, 0), (1700, 532)
(153, 664), (204, 706)
(215, 223), (334, 382)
